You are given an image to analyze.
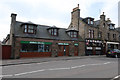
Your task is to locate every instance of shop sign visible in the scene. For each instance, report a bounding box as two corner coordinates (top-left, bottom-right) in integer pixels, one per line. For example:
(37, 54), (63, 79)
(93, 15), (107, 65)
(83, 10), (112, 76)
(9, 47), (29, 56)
(96, 47), (101, 50)
(86, 47), (92, 50)
(58, 43), (69, 45)
(74, 43), (79, 46)
(21, 41), (52, 45)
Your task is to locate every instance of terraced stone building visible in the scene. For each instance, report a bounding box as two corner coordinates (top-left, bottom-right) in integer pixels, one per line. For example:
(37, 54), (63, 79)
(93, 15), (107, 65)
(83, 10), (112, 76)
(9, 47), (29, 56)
(2, 5), (120, 59)
(68, 5), (120, 55)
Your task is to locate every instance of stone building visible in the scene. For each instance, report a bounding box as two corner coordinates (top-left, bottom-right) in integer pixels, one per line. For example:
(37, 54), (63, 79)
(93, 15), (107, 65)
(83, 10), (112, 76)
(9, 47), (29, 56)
(3, 13), (85, 59)
(68, 5), (120, 55)
(2, 5), (120, 59)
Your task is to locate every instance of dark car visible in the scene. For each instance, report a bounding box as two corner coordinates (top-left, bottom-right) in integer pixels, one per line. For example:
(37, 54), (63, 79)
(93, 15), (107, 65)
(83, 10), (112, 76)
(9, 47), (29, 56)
(106, 49), (120, 58)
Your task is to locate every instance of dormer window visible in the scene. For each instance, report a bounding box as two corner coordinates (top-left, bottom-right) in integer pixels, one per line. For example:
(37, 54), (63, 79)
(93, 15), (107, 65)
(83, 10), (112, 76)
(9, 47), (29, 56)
(23, 25), (37, 34)
(49, 28), (58, 36)
(87, 18), (94, 25)
(88, 19), (91, 24)
(109, 24), (115, 30)
(21, 23), (37, 34)
(66, 30), (78, 38)
(47, 26), (59, 36)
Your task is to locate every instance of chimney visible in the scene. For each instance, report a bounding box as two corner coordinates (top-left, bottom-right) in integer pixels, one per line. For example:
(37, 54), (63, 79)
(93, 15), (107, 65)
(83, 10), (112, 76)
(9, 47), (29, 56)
(70, 4), (80, 30)
(107, 18), (111, 24)
(100, 12), (106, 21)
(11, 13), (17, 24)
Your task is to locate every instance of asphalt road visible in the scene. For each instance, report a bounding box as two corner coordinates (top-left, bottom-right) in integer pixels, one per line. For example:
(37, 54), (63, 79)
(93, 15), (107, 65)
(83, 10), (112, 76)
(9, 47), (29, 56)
(1, 56), (119, 79)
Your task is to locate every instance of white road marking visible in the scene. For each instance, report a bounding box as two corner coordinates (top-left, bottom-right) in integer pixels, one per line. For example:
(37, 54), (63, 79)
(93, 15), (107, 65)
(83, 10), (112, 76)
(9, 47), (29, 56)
(48, 68), (70, 70)
(12, 62), (112, 76)
(71, 65), (85, 69)
(0, 75), (13, 77)
(103, 62), (111, 64)
(111, 75), (120, 80)
(14, 69), (45, 76)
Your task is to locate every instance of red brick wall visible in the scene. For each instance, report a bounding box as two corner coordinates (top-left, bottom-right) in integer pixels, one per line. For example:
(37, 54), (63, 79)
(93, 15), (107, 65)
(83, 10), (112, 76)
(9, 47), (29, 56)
(20, 52), (52, 58)
(2, 45), (11, 59)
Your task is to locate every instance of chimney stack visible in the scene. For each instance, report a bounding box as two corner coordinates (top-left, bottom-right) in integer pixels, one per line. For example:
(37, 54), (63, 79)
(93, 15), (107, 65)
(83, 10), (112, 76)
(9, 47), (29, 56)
(100, 12), (106, 21)
(11, 13), (17, 24)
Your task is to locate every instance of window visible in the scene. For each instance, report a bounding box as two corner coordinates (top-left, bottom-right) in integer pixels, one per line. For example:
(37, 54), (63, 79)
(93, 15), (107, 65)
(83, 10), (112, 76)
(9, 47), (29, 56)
(21, 44), (38, 52)
(103, 23), (105, 27)
(98, 32), (102, 39)
(91, 30), (94, 38)
(109, 24), (115, 29)
(113, 34), (116, 40)
(49, 29), (58, 36)
(89, 29), (91, 38)
(24, 25), (27, 33)
(88, 19), (93, 24)
(24, 25), (36, 34)
(69, 31), (78, 38)
(88, 19), (90, 24)
(107, 33), (110, 40)
(21, 43), (50, 52)
(89, 29), (94, 38)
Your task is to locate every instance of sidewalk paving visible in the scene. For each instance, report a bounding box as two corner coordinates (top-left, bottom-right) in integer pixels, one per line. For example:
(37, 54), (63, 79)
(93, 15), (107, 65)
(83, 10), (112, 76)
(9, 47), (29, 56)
(1, 55), (105, 66)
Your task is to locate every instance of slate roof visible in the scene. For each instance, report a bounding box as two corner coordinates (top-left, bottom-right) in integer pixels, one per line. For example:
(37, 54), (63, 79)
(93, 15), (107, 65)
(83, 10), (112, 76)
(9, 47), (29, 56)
(14, 21), (83, 41)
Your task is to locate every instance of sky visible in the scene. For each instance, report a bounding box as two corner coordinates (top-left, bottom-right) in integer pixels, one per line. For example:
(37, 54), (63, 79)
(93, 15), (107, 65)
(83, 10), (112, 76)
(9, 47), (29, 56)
(0, 0), (119, 41)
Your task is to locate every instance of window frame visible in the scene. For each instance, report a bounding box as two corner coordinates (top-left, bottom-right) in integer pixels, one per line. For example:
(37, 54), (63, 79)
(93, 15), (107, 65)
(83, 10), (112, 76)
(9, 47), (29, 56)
(50, 28), (58, 36)
(23, 24), (37, 34)
(70, 31), (78, 38)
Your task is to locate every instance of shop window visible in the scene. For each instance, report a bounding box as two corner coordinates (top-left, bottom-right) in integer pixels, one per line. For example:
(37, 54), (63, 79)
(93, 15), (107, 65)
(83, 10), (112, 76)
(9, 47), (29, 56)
(21, 44), (50, 52)
(21, 44), (38, 52)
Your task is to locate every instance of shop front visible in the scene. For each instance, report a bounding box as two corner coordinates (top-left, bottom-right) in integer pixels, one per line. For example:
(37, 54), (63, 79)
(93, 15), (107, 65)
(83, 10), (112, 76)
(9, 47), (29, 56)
(58, 43), (69, 56)
(85, 39), (103, 55)
(106, 41), (119, 50)
(20, 41), (52, 58)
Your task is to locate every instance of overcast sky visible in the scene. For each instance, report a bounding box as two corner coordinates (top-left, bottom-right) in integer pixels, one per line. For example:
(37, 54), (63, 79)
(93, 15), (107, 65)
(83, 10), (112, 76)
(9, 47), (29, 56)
(0, 0), (119, 41)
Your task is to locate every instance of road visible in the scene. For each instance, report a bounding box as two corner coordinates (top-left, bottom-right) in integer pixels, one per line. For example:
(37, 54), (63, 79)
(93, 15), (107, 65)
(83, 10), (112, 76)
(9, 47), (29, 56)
(1, 56), (120, 79)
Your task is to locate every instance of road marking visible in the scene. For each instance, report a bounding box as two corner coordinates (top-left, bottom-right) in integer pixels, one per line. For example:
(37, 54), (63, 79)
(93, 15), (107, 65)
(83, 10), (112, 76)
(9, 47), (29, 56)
(48, 68), (70, 70)
(14, 69), (45, 76)
(0, 75), (13, 77)
(103, 62), (111, 64)
(111, 75), (120, 80)
(71, 65), (85, 69)
(13, 62), (112, 76)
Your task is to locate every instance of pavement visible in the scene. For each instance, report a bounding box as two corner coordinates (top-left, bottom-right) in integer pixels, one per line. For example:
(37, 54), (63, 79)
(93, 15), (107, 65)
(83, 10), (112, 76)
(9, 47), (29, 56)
(1, 55), (105, 66)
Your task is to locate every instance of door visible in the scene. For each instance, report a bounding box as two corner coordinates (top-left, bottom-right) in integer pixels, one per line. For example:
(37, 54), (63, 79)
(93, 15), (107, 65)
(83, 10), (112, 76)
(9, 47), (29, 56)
(74, 46), (78, 56)
(58, 45), (69, 56)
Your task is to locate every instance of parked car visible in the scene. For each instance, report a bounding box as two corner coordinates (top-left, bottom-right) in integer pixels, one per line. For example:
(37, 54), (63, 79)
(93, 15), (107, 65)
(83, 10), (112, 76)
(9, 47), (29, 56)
(106, 49), (120, 58)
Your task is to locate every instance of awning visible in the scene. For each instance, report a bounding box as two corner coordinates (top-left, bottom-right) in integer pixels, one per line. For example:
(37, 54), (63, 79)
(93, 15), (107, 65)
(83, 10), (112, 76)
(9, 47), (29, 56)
(107, 42), (119, 44)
